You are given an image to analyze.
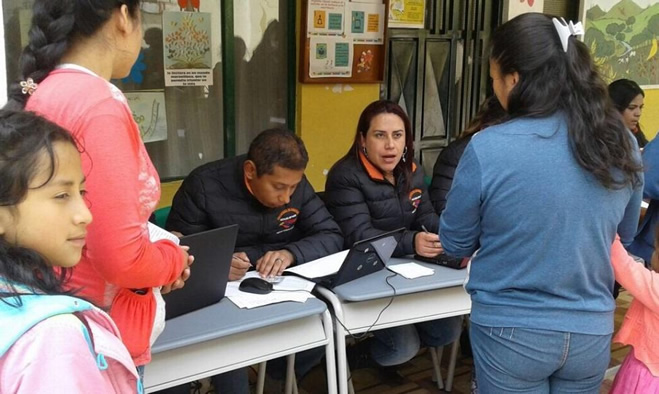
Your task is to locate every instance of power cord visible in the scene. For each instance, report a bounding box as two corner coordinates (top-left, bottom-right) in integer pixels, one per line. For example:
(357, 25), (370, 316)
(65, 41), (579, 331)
(333, 270), (398, 341)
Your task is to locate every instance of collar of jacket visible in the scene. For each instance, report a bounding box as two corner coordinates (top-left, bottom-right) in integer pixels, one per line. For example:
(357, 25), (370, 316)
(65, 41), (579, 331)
(358, 151), (416, 182)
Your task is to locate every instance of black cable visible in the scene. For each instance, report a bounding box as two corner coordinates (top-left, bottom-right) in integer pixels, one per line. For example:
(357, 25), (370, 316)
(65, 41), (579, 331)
(333, 270), (398, 341)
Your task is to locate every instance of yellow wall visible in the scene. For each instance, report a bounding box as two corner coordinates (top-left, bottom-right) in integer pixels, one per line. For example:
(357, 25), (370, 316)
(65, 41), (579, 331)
(297, 83), (380, 190)
(157, 180), (183, 209)
(643, 90), (659, 140)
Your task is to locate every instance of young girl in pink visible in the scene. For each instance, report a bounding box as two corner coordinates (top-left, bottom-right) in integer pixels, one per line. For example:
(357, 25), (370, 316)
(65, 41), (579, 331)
(0, 110), (139, 393)
(610, 226), (659, 392)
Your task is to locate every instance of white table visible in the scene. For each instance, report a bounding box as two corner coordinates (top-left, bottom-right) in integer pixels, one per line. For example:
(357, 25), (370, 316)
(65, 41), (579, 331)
(315, 257), (471, 394)
(144, 298), (337, 393)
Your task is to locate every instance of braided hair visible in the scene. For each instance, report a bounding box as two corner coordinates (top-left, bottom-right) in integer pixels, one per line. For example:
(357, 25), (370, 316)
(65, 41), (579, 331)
(6, 0), (141, 110)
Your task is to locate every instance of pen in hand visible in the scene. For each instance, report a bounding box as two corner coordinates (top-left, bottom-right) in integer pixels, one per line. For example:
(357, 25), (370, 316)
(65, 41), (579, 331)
(421, 225), (430, 233)
(230, 253), (253, 281)
(232, 254), (249, 262)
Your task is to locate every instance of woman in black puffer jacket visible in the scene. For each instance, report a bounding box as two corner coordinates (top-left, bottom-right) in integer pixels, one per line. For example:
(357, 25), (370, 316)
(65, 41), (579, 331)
(429, 96), (506, 215)
(325, 100), (462, 376)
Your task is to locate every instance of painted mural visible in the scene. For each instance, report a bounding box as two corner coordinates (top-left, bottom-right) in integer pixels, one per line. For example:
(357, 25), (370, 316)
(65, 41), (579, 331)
(583, 0), (659, 86)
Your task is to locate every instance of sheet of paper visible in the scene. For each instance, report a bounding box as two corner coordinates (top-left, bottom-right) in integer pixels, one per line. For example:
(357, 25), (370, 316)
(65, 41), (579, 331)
(226, 273), (315, 309)
(387, 262), (434, 279)
(309, 37), (353, 78)
(148, 222), (180, 245)
(344, 2), (385, 44)
(307, 0), (346, 37)
(285, 250), (350, 278)
(388, 0), (426, 29)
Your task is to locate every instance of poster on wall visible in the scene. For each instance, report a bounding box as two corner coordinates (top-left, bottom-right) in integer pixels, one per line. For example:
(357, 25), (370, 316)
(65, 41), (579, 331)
(504, 0), (544, 21)
(163, 11), (213, 86)
(388, 0), (425, 29)
(307, 0), (346, 37)
(309, 36), (354, 77)
(581, 0), (659, 87)
(124, 91), (168, 143)
(345, 1), (385, 44)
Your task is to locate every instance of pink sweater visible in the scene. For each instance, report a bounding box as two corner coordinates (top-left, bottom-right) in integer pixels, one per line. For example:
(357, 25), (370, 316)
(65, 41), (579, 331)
(26, 68), (184, 364)
(611, 238), (659, 376)
(0, 309), (139, 393)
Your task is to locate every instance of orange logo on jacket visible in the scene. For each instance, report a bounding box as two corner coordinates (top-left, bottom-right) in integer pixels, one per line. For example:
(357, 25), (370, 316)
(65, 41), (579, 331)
(409, 189), (423, 213)
(277, 208), (300, 234)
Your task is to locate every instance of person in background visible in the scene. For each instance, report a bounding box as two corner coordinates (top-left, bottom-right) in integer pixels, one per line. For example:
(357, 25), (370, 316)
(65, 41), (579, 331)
(167, 128), (343, 393)
(6, 0), (192, 369)
(609, 79), (648, 148)
(0, 110), (139, 393)
(429, 96), (506, 214)
(324, 99), (462, 381)
(610, 226), (659, 392)
(440, 13), (642, 392)
(629, 135), (659, 266)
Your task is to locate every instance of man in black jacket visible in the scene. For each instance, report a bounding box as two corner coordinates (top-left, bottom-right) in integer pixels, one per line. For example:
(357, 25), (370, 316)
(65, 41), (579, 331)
(165, 128), (343, 393)
(167, 128), (343, 280)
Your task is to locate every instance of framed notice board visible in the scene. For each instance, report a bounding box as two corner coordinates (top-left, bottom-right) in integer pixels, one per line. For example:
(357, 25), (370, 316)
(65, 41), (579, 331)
(299, 0), (389, 84)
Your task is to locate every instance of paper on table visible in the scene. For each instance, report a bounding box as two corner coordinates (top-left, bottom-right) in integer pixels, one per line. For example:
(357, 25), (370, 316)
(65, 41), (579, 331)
(285, 250), (349, 279)
(148, 222), (180, 245)
(226, 272), (315, 309)
(387, 262), (434, 279)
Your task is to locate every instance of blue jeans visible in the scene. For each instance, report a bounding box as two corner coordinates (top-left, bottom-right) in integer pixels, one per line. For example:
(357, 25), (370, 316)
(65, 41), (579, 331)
(371, 316), (463, 366)
(470, 322), (611, 393)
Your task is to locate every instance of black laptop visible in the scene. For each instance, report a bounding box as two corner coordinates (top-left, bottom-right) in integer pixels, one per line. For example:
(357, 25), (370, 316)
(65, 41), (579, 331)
(164, 224), (239, 319)
(312, 228), (405, 288)
(414, 252), (469, 269)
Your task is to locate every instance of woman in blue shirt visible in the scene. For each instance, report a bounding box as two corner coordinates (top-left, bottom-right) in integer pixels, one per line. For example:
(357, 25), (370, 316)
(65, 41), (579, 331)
(440, 13), (643, 393)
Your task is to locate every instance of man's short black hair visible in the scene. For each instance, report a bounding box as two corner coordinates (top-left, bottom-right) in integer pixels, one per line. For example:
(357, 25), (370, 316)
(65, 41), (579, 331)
(247, 128), (309, 176)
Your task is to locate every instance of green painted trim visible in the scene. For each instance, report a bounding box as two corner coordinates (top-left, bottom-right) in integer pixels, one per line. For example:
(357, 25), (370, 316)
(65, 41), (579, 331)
(287, 0), (296, 133)
(221, 1), (236, 157)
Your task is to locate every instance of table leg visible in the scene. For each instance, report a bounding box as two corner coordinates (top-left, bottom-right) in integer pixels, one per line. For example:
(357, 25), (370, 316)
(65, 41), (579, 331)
(316, 287), (348, 394)
(285, 354), (295, 394)
(322, 310), (338, 394)
(256, 361), (267, 394)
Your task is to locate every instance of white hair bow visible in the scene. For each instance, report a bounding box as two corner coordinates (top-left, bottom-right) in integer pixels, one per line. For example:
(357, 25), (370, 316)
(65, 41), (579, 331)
(552, 17), (584, 52)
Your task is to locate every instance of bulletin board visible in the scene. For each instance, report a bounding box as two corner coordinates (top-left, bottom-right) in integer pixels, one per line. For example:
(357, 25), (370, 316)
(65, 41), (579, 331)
(299, 0), (389, 84)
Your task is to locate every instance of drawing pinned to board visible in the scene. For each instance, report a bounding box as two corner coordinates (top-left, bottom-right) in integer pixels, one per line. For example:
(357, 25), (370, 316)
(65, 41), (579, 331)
(503, 0), (543, 20)
(309, 36), (353, 77)
(124, 92), (168, 143)
(388, 0), (425, 29)
(307, 0), (346, 37)
(163, 11), (213, 86)
(178, 0), (200, 11)
(345, 2), (385, 44)
(357, 50), (374, 73)
(582, 0), (658, 87)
